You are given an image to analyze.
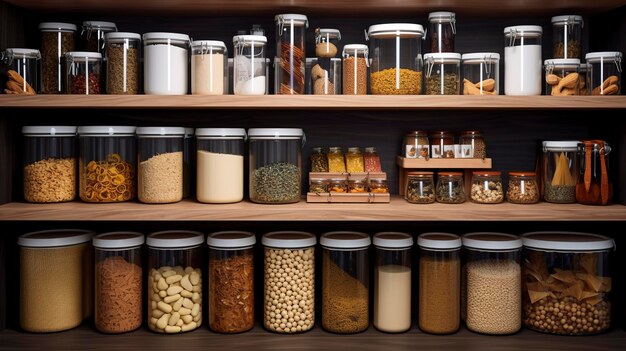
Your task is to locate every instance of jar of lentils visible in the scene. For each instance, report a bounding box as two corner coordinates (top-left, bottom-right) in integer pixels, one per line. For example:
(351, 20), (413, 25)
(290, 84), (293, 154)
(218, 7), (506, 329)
(507, 172), (539, 204)
(470, 171), (504, 204)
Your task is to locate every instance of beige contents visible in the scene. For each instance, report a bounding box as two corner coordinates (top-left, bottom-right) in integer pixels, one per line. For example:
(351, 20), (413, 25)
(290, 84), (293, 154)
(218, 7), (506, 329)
(24, 158), (76, 203)
(139, 151), (183, 203)
(196, 151), (243, 203)
(192, 53), (225, 95)
(374, 265), (411, 332)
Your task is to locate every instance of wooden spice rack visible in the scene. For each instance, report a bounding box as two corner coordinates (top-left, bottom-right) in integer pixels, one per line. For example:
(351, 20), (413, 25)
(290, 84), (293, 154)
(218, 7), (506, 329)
(306, 172), (390, 203)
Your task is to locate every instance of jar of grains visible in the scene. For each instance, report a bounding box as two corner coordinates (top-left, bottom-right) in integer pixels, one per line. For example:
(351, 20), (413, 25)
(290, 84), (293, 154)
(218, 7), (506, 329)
(461, 53), (499, 95)
(262, 231), (316, 333)
(373, 232), (413, 333)
(93, 231), (144, 334)
(82, 21), (117, 53)
(459, 131), (486, 158)
(345, 147), (364, 173)
(507, 172), (540, 204)
(404, 131), (429, 159)
(65, 51), (102, 94)
(327, 146), (346, 172)
(586, 51), (622, 95)
(418, 232), (461, 334)
(430, 131), (454, 159)
(405, 172), (435, 204)
(436, 172), (466, 203)
(552, 15), (583, 59)
(310, 147), (329, 172)
(542, 141), (579, 203)
(504, 25), (543, 95)
(191, 40), (228, 95)
(146, 230), (204, 334)
(143, 32), (190, 95)
(1, 48), (41, 94)
(105, 32), (141, 94)
(470, 171), (504, 204)
(321, 231), (371, 334)
(233, 35), (267, 95)
(462, 232), (522, 335)
(22, 126), (77, 203)
(342, 44), (369, 95)
(39, 22), (76, 94)
(544, 59), (581, 96)
(207, 231), (256, 333)
(424, 53), (461, 95)
(428, 11), (456, 53)
(275, 14), (308, 94)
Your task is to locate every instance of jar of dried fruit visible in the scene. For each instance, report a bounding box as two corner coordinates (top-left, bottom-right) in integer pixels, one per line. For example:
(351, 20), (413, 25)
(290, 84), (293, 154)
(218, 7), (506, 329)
(329, 178), (348, 193)
(65, 51), (102, 94)
(424, 52), (461, 95)
(369, 179), (388, 193)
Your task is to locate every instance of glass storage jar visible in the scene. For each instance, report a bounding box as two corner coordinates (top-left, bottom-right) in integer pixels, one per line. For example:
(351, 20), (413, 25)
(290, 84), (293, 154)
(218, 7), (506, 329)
(345, 147), (364, 173)
(405, 171), (435, 204)
(137, 127), (185, 204)
(66, 51), (102, 94)
(504, 25), (543, 96)
(470, 171), (504, 204)
(196, 128), (246, 204)
(427, 11), (456, 53)
(321, 231), (371, 334)
(544, 59), (580, 96)
(424, 53), (461, 95)
(262, 231), (316, 333)
(93, 231), (144, 334)
(327, 146), (346, 172)
(418, 232), (461, 334)
(248, 128), (304, 204)
(579, 62), (591, 95)
(315, 28), (340, 58)
(233, 35), (267, 95)
(310, 147), (328, 172)
(342, 44), (369, 95)
(462, 232), (523, 335)
(521, 232), (614, 335)
(367, 23), (424, 95)
(507, 172), (540, 204)
(430, 131), (454, 159)
(542, 141), (579, 203)
(370, 179), (388, 193)
(104, 32), (141, 94)
(1, 48), (40, 94)
(275, 14), (308, 94)
(459, 130), (486, 158)
(82, 21), (117, 53)
(363, 146), (382, 172)
(576, 140), (612, 205)
(22, 126), (77, 203)
(309, 178), (329, 193)
(436, 172), (465, 203)
(404, 130), (429, 159)
(39, 22), (76, 94)
(146, 230), (204, 334)
(552, 15), (583, 59)
(348, 179), (367, 193)
(373, 232), (413, 333)
(586, 51), (622, 95)
(143, 32), (190, 95)
(207, 231), (256, 333)
(329, 178), (348, 193)
(191, 40), (228, 95)
(183, 128), (194, 199)
(78, 126), (136, 203)
(461, 53), (499, 95)
(311, 57), (341, 95)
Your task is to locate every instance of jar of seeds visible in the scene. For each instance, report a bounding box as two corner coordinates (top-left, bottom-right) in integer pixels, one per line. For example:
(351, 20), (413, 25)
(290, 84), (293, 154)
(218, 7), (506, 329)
(424, 53), (461, 95)
(436, 172), (465, 203)
(39, 22), (76, 94)
(405, 172), (435, 204)
(105, 32), (140, 94)
(460, 131), (486, 158)
(470, 171), (504, 204)
(310, 147), (328, 172)
(507, 172), (539, 204)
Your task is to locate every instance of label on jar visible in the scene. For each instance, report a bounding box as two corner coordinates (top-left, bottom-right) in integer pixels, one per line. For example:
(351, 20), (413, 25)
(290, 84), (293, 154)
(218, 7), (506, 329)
(461, 144), (473, 158)
(454, 145), (463, 158)
(406, 145), (429, 159)
(442, 145), (455, 158)
(431, 145), (442, 158)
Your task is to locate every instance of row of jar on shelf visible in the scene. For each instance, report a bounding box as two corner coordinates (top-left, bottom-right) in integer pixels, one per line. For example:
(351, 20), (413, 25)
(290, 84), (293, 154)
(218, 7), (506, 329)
(18, 229), (614, 336)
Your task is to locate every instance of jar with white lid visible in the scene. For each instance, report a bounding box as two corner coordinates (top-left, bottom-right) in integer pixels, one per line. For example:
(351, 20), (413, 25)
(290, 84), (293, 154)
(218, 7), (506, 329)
(196, 128), (246, 203)
(367, 23), (424, 95)
(275, 14), (308, 94)
(544, 59), (580, 96)
(311, 28), (341, 95)
(424, 52), (461, 95)
(342, 44), (369, 95)
(504, 25), (542, 95)
(233, 35), (267, 95)
(427, 11), (456, 53)
(104, 32), (141, 94)
(39, 22), (76, 94)
(461, 53), (499, 95)
(552, 15), (583, 59)
(1, 48), (40, 94)
(586, 51), (622, 95)
(82, 21), (117, 53)
(183, 128), (194, 198)
(191, 40), (228, 95)
(66, 51), (102, 94)
(522, 232), (614, 335)
(22, 126), (77, 203)
(93, 231), (144, 334)
(542, 140), (579, 203)
(373, 232), (413, 333)
(315, 28), (340, 58)
(147, 230), (204, 333)
(262, 231), (316, 333)
(143, 32), (190, 95)
(137, 127), (185, 204)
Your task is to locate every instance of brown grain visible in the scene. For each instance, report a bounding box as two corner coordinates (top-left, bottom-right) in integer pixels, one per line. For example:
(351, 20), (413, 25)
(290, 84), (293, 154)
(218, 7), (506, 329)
(24, 157), (76, 203)
(343, 57), (367, 95)
(419, 255), (460, 334)
(209, 253), (254, 333)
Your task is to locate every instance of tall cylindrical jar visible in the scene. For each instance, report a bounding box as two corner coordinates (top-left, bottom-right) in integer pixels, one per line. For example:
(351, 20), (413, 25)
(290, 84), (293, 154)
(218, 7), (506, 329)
(504, 25), (542, 95)
(196, 128), (246, 203)
(428, 11), (456, 53)
(93, 231), (144, 334)
(66, 51), (102, 94)
(233, 35), (267, 95)
(104, 32), (141, 94)
(207, 231), (256, 333)
(191, 40), (228, 95)
(39, 22), (76, 94)
(1, 48), (40, 94)
(312, 28), (341, 95)
(542, 141), (579, 203)
(544, 59), (580, 96)
(262, 231), (316, 333)
(373, 232), (413, 333)
(275, 14), (308, 94)
(424, 52), (461, 95)
(461, 53), (499, 95)
(551, 15), (583, 59)
(82, 21), (117, 53)
(576, 140), (612, 205)
(586, 51), (622, 95)
(143, 32), (190, 95)
(147, 230), (204, 334)
(342, 44), (368, 95)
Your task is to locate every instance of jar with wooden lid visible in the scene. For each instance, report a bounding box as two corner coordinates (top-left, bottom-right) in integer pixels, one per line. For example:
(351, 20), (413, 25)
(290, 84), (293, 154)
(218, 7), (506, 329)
(507, 172), (539, 204)
(405, 172), (435, 204)
(436, 172), (465, 203)
(470, 171), (504, 204)
(430, 131), (454, 159)
(404, 131), (429, 159)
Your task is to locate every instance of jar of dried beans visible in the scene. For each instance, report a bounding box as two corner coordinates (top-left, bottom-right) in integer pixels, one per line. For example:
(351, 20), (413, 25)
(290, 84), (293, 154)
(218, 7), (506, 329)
(82, 21), (117, 53)
(275, 14), (308, 94)
(586, 51), (622, 95)
(544, 59), (580, 96)
(552, 15), (583, 59)
(424, 52), (461, 95)
(1, 48), (41, 94)
(66, 51), (102, 94)
(461, 53), (499, 95)
(342, 44), (368, 95)
(507, 172), (539, 204)
(363, 146), (382, 172)
(39, 22), (76, 94)
(427, 11), (456, 53)
(105, 32), (141, 94)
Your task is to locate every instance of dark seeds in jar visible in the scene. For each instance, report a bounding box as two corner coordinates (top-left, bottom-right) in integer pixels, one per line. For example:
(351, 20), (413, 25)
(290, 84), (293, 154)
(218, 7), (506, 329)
(426, 73), (459, 95)
(41, 32), (74, 94)
(107, 46), (139, 94)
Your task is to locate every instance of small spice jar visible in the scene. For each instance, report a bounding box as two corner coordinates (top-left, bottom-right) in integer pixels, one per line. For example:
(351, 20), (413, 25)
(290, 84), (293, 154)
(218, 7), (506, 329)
(504, 25), (543, 96)
(551, 15), (583, 59)
(348, 179), (367, 193)
(342, 44), (369, 95)
(424, 53), (461, 95)
(428, 11), (456, 53)
(312, 28), (341, 95)
(430, 131), (454, 159)
(579, 62), (592, 95)
(404, 131), (429, 159)
(470, 171), (504, 204)
(507, 172), (539, 204)
(191, 40), (228, 95)
(373, 232), (413, 333)
(275, 14), (308, 94)
(436, 172), (465, 203)
(576, 140), (612, 205)
(363, 147), (382, 172)
(39, 22), (76, 94)
(66, 51), (102, 94)
(1, 48), (40, 94)
(22, 126), (77, 203)
(104, 32), (141, 94)
(146, 230), (204, 334)
(586, 51), (622, 95)
(207, 231), (256, 334)
(459, 130), (486, 158)
(309, 178), (328, 193)
(461, 53), (499, 95)
(405, 171), (435, 204)
(545, 59), (580, 96)
(262, 231), (316, 333)
(542, 141), (579, 203)
(329, 178), (347, 193)
(345, 147), (364, 173)
(310, 147), (329, 172)
(418, 232), (461, 334)
(370, 179), (388, 193)
(82, 21), (117, 53)
(462, 232), (522, 335)
(143, 32), (190, 95)
(327, 146), (346, 172)
(93, 231), (144, 334)
(321, 231), (371, 334)
(233, 35), (267, 95)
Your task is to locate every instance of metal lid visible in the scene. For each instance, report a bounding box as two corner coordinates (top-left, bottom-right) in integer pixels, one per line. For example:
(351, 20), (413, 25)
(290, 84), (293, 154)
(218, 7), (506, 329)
(424, 52), (462, 61)
(462, 52), (500, 61)
(147, 230), (204, 248)
(428, 11), (456, 22)
(542, 140), (580, 151)
(142, 32), (190, 42)
(18, 229), (94, 248)
(275, 14), (309, 27)
(373, 232), (413, 249)
(105, 32), (141, 41)
(136, 127), (186, 136)
(463, 232), (522, 250)
(66, 51), (102, 59)
(503, 25), (543, 36)
(262, 231), (316, 248)
(551, 15), (584, 25)
(368, 23), (425, 38)
(78, 126), (136, 136)
(585, 51), (622, 62)
(207, 231), (256, 249)
(523, 231), (614, 251)
(82, 21), (117, 31)
(320, 231), (371, 249)
(233, 35), (267, 44)
(418, 232), (462, 250)
(191, 40), (227, 50)
(39, 22), (77, 31)
(93, 231), (144, 249)
(196, 128), (246, 138)
(22, 126), (77, 136)
(248, 128), (303, 138)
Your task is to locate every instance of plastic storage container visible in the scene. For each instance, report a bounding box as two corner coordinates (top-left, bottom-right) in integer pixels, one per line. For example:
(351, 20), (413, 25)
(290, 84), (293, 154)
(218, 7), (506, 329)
(522, 232), (614, 335)
(462, 232), (522, 335)
(39, 22), (76, 94)
(310, 147), (328, 172)
(22, 126), (77, 203)
(544, 59), (580, 96)
(262, 231), (316, 333)
(470, 171), (504, 204)
(321, 231), (371, 334)
(82, 21), (117, 53)
(373, 232), (413, 333)
(315, 28), (340, 58)
(586, 51), (622, 95)
(576, 140), (612, 205)
(507, 172), (540, 204)
(233, 35), (267, 95)
(1, 48), (40, 94)
(66, 51), (102, 94)
(312, 28), (341, 95)
(105, 32), (141, 94)
(542, 141), (579, 203)
(436, 172), (466, 203)
(367, 23), (424, 95)
(196, 128), (246, 203)
(327, 146), (346, 172)
(93, 231), (144, 334)
(461, 53), (499, 95)
(191, 40), (228, 95)
(405, 171), (435, 204)
(430, 131), (454, 158)
(207, 231), (256, 333)
(136, 127), (185, 204)
(404, 130), (429, 159)
(345, 147), (364, 173)
(428, 12), (456, 53)
(147, 230), (204, 333)
(363, 146), (382, 172)
(504, 25), (543, 96)
(552, 15), (583, 59)
(78, 126), (136, 203)
(424, 53), (461, 95)
(342, 44), (368, 95)
(143, 32), (190, 95)
(459, 130), (486, 158)
(418, 232), (461, 334)
(275, 14), (308, 94)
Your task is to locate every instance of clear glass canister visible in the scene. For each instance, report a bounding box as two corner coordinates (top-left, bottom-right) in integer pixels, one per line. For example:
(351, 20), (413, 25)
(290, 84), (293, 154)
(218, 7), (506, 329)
(105, 32), (141, 94)
(345, 147), (364, 173)
(310, 147), (328, 172)
(507, 172), (540, 204)
(576, 140), (612, 205)
(364, 146), (382, 172)
(459, 130), (486, 158)
(370, 178), (388, 193)
(309, 178), (329, 193)
(348, 179), (367, 193)
(504, 25), (543, 95)
(39, 22), (76, 94)
(430, 131), (454, 159)
(1, 48), (40, 94)
(312, 28), (341, 95)
(404, 130), (429, 159)
(262, 231), (316, 333)
(78, 126), (136, 203)
(586, 51), (622, 95)
(373, 232), (413, 333)
(275, 14), (308, 94)
(66, 51), (102, 94)
(542, 141), (579, 203)
(545, 59), (580, 96)
(470, 171), (504, 204)
(552, 15), (583, 59)
(147, 230), (204, 334)
(22, 126), (77, 203)
(19, 229), (94, 333)
(436, 172), (466, 203)
(321, 231), (371, 334)
(522, 232), (614, 335)
(461, 53), (499, 95)
(82, 21), (117, 53)
(428, 11), (456, 53)
(342, 44), (369, 95)
(418, 232), (461, 334)
(93, 231), (144, 334)
(233, 35), (267, 95)
(191, 40), (228, 95)
(579, 63), (591, 95)
(207, 231), (256, 333)
(368, 23), (424, 95)
(405, 171), (435, 204)
(315, 28), (340, 58)
(137, 127), (185, 204)
(327, 146), (346, 172)
(424, 53), (461, 95)
(184, 128), (194, 199)
(248, 128), (304, 203)
(196, 128), (246, 203)
(143, 32), (190, 95)
(462, 232), (523, 335)
(329, 178), (348, 193)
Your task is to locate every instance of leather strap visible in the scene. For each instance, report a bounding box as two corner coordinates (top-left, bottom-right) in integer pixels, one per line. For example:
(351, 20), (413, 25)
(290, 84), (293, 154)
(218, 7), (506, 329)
(583, 140), (609, 205)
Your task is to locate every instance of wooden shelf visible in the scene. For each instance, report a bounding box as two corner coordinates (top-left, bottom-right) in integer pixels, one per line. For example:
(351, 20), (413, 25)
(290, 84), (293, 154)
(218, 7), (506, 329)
(397, 157), (493, 169)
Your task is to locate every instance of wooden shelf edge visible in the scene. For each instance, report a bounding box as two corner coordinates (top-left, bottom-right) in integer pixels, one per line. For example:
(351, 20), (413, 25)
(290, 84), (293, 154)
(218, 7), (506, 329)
(397, 156), (493, 169)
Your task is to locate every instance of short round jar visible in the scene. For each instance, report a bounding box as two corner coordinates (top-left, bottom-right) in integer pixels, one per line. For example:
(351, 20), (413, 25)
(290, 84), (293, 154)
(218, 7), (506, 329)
(470, 171), (504, 204)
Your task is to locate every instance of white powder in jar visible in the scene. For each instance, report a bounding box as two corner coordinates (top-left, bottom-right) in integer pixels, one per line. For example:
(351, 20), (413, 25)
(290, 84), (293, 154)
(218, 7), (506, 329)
(504, 44), (542, 95)
(144, 44), (188, 95)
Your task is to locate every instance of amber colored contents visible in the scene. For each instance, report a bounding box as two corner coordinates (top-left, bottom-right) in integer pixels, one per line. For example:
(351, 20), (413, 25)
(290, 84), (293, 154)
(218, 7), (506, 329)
(209, 253), (254, 333)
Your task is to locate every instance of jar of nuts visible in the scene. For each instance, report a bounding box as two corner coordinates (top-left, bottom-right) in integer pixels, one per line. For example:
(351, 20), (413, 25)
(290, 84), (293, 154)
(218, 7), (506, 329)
(470, 171), (504, 204)
(507, 172), (539, 204)
(405, 172), (435, 204)
(436, 172), (465, 203)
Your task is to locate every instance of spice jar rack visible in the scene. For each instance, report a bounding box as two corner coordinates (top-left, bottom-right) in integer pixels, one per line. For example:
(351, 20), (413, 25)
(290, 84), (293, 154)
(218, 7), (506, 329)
(307, 172), (390, 203)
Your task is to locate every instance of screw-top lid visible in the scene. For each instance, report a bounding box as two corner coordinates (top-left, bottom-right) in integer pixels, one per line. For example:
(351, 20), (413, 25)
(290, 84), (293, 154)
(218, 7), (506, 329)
(82, 21), (117, 31)
(321, 231), (371, 249)
(418, 232), (462, 250)
(78, 126), (136, 136)
(462, 52), (500, 62)
(428, 11), (456, 22)
(207, 231), (256, 249)
(463, 232), (522, 251)
(66, 51), (102, 59)
(248, 128), (304, 138)
(136, 127), (186, 136)
(93, 231), (144, 249)
(105, 32), (141, 41)
(262, 231), (316, 248)
(195, 128), (246, 138)
(373, 232), (413, 249)
(542, 140), (580, 151)
(503, 25), (543, 36)
(147, 230), (204, 248)
(275, 14), (309, 27)
(18, 229), (94, 248)
(142, 32), (190, 42)
(424, 52), (462, 62)
(368, 23), (425, 38)
(39, 22), (77, 31)
(522, 231), (614, 251)
(233, 35), (267, 45)
(551, 15), (584, 25)
(191, 40), (227, 50)
(22, 126), (77, 136)
(585, 51), (622, 62)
